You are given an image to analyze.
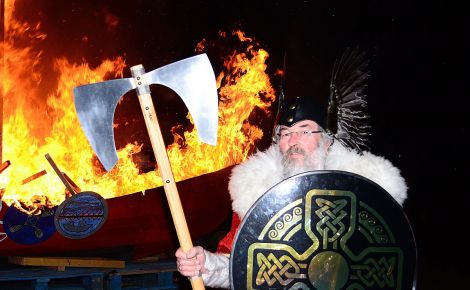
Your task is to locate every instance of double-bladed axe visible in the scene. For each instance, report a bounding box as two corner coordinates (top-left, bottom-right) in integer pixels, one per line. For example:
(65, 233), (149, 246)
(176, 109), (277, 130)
(73, 54), (218, 289)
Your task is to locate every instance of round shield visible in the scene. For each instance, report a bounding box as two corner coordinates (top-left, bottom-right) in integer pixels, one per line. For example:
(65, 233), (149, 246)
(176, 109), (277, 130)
(3, 205), (57, 245)
(54, 191), (108, 239)
(230, 170), (416, 290)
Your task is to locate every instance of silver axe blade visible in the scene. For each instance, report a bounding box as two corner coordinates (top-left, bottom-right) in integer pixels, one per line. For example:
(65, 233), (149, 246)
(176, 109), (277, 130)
(73, 54), (218, 171)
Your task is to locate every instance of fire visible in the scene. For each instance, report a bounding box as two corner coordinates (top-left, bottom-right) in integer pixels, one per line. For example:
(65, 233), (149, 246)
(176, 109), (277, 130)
(0, 2), (276, 211)
(168, 30), (275, 180)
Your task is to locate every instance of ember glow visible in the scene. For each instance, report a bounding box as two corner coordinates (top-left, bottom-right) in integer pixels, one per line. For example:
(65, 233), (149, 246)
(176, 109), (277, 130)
(0, 2), (276, 211)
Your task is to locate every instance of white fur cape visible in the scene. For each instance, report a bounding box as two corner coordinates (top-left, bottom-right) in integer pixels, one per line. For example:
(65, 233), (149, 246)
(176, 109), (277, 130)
(228, 142), (408, 219)
(202, 142), (408, 288)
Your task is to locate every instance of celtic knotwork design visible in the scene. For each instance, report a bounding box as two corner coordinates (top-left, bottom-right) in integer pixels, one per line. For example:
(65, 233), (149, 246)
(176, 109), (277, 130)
(305, 190), (355, 251)
(234, 173), (415, 290)
(244, 191), (405, 289)
(255, 252), (307, 286)
(351, 255), (400, 288)
(315, 198), (348, 245)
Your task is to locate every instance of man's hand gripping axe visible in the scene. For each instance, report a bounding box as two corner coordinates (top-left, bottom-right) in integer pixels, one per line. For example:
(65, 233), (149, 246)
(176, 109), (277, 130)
(73, 54), (218, 290)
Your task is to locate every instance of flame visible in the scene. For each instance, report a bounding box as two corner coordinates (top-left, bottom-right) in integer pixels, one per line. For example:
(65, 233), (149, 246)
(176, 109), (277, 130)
(168, 30), (276, 180)
(0, 3), (276, 211)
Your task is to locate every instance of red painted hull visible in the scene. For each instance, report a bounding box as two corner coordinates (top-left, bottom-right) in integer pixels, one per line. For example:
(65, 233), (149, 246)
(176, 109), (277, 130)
(0, 166), (233, 260)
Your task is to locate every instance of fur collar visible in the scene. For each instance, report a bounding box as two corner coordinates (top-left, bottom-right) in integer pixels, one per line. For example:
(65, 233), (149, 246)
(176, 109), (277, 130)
(228, 142), (408, 219)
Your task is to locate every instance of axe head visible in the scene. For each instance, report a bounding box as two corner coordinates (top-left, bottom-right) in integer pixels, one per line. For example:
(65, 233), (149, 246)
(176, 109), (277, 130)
(73, 54), (218, 171)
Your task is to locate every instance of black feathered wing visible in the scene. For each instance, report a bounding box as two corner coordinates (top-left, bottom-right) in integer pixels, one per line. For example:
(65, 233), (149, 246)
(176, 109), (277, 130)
(328, 47), (371, 152)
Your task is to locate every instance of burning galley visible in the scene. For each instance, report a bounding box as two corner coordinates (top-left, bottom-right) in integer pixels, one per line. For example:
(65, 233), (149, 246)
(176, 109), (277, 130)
(0, 2), (276, 260)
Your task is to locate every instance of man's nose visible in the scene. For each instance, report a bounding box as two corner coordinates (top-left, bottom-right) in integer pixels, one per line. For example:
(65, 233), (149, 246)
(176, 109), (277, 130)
(287, 133), (301, 145)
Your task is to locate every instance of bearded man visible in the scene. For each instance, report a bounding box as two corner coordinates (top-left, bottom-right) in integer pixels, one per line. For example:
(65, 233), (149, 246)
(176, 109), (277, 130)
(175, 48), (408, 289)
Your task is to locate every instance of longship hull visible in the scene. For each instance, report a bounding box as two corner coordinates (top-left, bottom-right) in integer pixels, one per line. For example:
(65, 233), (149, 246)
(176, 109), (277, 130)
(0, 166), (233, 260)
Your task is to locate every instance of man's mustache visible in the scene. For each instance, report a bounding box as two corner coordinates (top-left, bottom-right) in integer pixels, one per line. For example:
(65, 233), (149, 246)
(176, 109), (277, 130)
(285, 146), (306, 156)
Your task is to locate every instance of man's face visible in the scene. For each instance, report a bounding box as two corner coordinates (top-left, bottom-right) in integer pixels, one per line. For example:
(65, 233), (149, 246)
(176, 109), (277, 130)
(278, 120), (324, 169)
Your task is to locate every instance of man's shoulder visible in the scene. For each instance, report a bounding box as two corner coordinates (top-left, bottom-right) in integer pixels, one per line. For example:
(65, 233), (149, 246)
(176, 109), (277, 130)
(229, 144), (285, 218)
(326, 142), (408, 206)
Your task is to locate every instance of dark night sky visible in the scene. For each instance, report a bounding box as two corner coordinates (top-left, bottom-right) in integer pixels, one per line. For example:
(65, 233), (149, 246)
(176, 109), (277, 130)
(11, 0), (467, 288)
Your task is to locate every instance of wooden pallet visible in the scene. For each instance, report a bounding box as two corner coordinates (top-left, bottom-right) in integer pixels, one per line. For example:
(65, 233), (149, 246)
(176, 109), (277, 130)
(9, 256), (125, 271)
(0, 258), (181, 290)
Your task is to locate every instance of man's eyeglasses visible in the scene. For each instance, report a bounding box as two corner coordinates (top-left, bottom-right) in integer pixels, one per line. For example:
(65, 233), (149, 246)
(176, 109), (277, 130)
(278, 130), (323, 140)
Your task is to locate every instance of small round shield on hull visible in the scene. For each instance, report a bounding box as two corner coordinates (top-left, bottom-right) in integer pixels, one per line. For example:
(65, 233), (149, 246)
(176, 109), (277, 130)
(230, 170), (416, 290)
(3, 206), (56, 245)
(54, 191), (108, 239)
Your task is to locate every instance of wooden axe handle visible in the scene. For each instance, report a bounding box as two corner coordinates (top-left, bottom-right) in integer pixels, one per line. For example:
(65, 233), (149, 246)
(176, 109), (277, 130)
(132, 66), (205, 290)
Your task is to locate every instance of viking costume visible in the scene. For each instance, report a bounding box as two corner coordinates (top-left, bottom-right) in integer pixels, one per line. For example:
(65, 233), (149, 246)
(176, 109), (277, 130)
(201, 142), (408, 288)
(200, 48), (409, 288)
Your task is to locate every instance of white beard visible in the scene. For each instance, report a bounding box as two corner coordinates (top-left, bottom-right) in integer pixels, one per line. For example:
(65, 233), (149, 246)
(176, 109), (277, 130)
(281, 141), (328, 178)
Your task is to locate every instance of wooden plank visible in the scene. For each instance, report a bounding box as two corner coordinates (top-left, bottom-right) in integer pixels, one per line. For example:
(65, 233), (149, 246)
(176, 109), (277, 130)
(8, 256), (125, 270)
(21, 169), (48, 185)
(0, 160), (10, 174)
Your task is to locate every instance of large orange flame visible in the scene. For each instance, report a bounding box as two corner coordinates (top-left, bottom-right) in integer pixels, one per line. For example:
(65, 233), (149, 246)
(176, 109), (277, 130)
(0, 2), (276, 211)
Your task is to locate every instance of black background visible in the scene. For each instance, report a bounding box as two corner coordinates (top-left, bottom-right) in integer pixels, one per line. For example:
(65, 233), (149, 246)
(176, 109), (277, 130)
(10, 0), (467, 289)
